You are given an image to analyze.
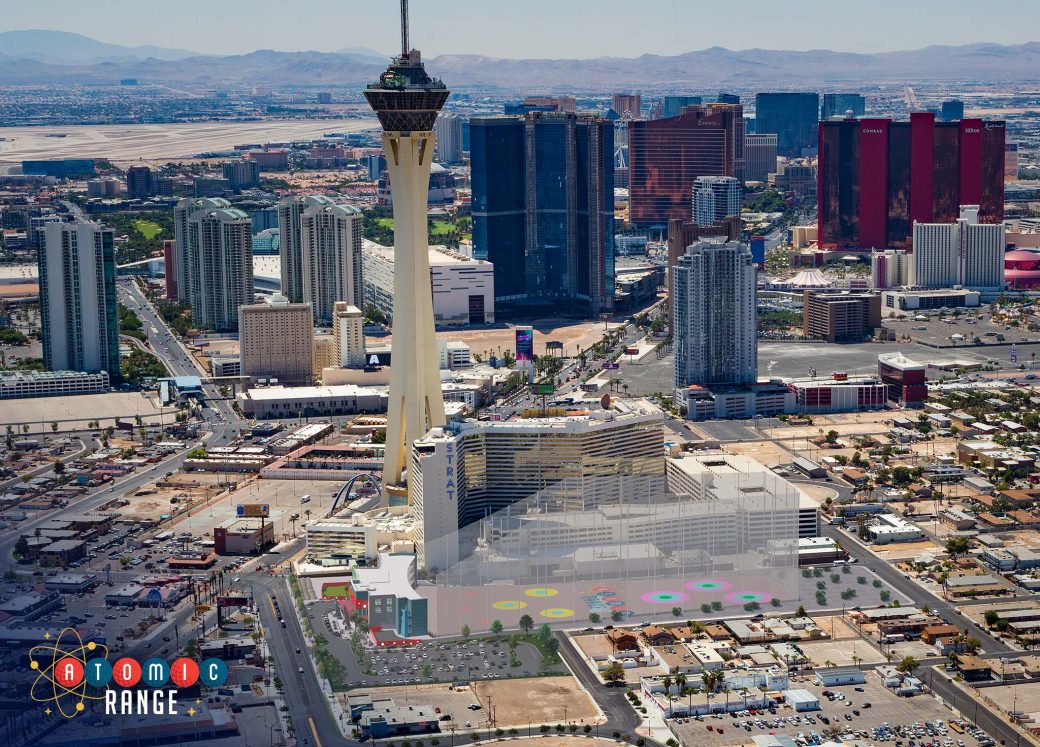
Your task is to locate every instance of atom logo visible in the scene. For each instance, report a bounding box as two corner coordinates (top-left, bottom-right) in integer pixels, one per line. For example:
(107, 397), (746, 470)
(29, 627), (108, 718)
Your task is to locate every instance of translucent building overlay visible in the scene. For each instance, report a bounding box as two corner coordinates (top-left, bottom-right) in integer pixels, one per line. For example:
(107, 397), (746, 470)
(419, 470), (799, 635)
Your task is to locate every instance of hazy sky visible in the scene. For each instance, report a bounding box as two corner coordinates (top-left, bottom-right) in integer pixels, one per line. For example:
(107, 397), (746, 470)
(3, 0), (1039, 58)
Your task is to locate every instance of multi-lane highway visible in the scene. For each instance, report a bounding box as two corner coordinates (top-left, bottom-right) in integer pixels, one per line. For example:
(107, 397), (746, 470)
(116, 278), (240, 425)
(252, 573), (347, 745)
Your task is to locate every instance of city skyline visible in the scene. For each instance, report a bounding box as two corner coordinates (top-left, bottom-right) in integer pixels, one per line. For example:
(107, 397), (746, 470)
(2, 0), (1039, 59)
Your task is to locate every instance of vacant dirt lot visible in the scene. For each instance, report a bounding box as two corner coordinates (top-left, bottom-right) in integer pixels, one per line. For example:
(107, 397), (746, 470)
(472, 676), (600, 726)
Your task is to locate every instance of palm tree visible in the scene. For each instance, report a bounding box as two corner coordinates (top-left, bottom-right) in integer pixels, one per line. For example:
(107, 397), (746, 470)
(289, 513), (300, 537)
(662, 675), (672, 700)
(674, 673), (688, 712)
(701, 670), (723, 713)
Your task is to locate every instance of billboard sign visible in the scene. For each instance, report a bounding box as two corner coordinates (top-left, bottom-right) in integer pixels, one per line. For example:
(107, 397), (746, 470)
(515, 327), (534, 362)
(532, 382), (554, 395)
(236, 503), (270, 518)
(602, 362), (620, 370)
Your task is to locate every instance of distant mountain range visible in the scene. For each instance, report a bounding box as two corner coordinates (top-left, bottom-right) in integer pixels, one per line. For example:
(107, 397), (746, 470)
(0, 31), (1039, 88)
(0, 30), (201, 64)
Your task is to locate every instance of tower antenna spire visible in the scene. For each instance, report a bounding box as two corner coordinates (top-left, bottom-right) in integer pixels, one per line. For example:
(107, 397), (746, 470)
(400, 0), (410, 58)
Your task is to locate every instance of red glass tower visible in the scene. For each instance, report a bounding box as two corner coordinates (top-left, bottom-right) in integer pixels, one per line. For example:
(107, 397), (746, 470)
(818, 114), (1004, 250)
(628, 103), (743, 226)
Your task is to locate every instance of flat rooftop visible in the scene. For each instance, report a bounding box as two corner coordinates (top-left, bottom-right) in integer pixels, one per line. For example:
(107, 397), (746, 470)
(363, 239), (491, 266)
(353, 553), (422, 601)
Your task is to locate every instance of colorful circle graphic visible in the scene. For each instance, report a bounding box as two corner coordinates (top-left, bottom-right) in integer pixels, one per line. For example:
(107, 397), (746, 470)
(592, 586), (612, 593)
(524, 587), (559, 598)
(684, 580), (733, 593)
(29, 628), (108, 718)
(725, 591), (773, 604)
(539, 608), (575, 618)
(492, 600), (528, 611)
(640, 591), (689, 604)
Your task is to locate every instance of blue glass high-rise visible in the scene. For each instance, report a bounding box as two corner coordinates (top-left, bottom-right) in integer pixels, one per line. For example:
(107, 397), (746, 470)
(471, 112), (614, 319)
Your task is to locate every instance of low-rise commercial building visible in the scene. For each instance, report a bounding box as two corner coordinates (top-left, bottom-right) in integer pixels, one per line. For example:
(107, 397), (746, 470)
(214, 518), (275, 555)
(0, 591), (63, 621)
(362, 241), (495, 326)
(357, 698), (440, 739)
(0, 370), (110, 399)
(878, 352), (928, 407)
(305, 519), (378, 566)
(37, 539), (87, 567)
(880, 288), (981, 316)
(339, 553), (428, 640)
(867, 514), (924, 544)
(238, 384), (387, 419)
(43, 573), (99, 593)
(944, 574), (1007, 598)
(677, 380), (794, 421)
(814, 666), (866, 687)
(786, 374), (888, 413)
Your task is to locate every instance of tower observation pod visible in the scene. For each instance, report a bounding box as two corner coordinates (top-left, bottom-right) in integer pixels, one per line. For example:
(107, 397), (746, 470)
(363, 0), (449, 502)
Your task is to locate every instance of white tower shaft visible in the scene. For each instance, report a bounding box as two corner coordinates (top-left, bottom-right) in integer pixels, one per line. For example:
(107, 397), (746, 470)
(381, 130), (447, 498)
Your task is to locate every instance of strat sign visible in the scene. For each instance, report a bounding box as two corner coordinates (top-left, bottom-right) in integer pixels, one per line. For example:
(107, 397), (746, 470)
(443, 441), (456, 501)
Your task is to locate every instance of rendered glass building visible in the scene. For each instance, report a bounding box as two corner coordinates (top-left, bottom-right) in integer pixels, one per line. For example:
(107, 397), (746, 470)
(660, 95), (703, 119)
(470, 112), (615, 318)
(628, 103), (744, 226)
(941, 99), (965, 122)
(821, 93), (866, 120)
(754, 92), (820, 156)
(818, 114), (1006, 250)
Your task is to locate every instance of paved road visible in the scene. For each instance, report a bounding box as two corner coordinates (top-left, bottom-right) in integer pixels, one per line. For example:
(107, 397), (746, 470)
(822, 524), (1014, 655)
(554, 631), (642, 743)
(249, 569), (354, 747)
(117, 278), (239, 424)
(922, 667), (1029, 747)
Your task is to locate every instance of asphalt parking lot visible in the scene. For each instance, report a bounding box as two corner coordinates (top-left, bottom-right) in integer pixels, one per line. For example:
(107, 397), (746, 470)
(666, 677), (995, 747)
(619, 342), (930, 396)
(306, 602), (567, 689)
(884, 308), (1037, 349)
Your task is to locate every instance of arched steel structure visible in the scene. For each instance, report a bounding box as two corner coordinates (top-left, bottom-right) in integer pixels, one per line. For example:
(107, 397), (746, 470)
(326, 474), (383, 517)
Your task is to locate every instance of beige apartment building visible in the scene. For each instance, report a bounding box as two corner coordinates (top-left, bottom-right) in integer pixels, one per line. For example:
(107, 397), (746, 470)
(332, 301), (365, 368)
(238, 293), (314, 385)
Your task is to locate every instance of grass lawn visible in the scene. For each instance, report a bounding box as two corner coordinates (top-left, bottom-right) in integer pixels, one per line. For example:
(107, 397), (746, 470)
(375, 218), (394, 229)
(430, 219), (454, 236)
(133, 219), (163, 240)
(321, 582), (351, 598)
